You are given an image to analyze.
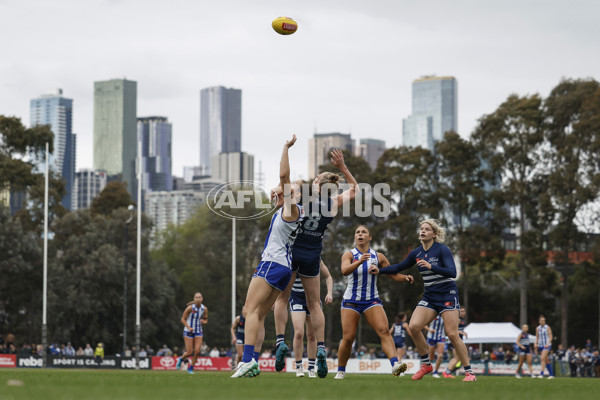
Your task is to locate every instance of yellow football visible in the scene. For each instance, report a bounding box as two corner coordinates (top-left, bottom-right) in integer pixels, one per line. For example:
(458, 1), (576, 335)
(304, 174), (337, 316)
(272, 16), (298, 35)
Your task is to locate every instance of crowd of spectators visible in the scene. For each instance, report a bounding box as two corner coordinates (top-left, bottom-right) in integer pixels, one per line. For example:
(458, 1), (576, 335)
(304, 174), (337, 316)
(1, 332), (599, 377)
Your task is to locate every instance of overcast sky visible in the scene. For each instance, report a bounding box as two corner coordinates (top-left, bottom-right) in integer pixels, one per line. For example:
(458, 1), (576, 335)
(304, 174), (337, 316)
(1, 0), (598, 189)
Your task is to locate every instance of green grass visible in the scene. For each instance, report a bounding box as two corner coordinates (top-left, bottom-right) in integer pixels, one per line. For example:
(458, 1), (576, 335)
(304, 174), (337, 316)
(1, 369), (598, 400)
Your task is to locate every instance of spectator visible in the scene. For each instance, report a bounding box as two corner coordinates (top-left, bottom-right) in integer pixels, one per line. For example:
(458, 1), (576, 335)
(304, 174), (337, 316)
(556, 344), (567, 376)
(139, 347), (147, 358)
(157, 344), (172, 357)
(64, 342), (75, 357)
(124, 346), (132, 358)
(145, 345), (155, 356)
(209, 347), (220, 358)
(94, 343), (104, 366)
(493, 346), (505, 361)
(592, 350), (600, 377)
(76, 347), (84, 356)
(83, 343), (94, 357)
(5, 333), (15, 347)
(19, 343), (33, 356)
(584, 339), (593, 352)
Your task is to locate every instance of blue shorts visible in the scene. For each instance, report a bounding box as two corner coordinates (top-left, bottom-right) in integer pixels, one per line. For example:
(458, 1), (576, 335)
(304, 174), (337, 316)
(538, 345), (551, 352)
(183, 330), (203, 338)
(341, 299), (382, 314)
(289, 290), (310, 315)
(427, 337), (445, 346)
(394, 339), (405, 349)
(253, 261), (292, 291)
(417, 291), (460, 314)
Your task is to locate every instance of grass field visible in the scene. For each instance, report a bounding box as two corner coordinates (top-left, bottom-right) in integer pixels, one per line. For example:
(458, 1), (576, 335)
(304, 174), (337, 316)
(1, 369), (599, 400)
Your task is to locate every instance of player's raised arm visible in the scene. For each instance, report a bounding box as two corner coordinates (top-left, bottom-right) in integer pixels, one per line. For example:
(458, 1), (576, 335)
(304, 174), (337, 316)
(280, 134), (299, 221)
(330, 149), (357, 208)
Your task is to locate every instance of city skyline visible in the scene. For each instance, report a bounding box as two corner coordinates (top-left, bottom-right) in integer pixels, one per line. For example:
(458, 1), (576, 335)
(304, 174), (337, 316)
(1, 1), (598, 189)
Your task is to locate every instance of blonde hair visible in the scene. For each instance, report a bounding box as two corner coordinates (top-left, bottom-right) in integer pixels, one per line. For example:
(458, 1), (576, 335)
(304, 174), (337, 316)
(419, 219), (446, 243)
(318, 172), (341, 191)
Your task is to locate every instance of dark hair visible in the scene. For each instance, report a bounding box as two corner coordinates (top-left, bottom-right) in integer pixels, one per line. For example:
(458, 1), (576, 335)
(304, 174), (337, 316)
(396, 312), (405, 320)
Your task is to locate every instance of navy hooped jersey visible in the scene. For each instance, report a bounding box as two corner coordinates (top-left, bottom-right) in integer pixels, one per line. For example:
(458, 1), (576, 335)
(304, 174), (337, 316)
(392, 323), (406, 340)
(292, 198), (334, 259)
(236, 315), (245, 335)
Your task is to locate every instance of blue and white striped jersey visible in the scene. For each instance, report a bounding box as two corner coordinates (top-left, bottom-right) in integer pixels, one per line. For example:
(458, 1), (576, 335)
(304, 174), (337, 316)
(261, 205), (304, 267)
(343, 248), (379, 301)
(537, 325), (551, 347)
(184, 303), (205, 334)
(427, 316), (445, 341)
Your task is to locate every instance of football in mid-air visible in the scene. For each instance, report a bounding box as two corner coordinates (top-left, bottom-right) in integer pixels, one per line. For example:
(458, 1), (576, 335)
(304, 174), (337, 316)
(272, 17), (298, 35)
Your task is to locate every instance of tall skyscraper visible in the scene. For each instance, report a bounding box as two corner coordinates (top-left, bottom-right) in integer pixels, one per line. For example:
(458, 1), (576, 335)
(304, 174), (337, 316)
(72, 169), (107, 210)
(354, 139), (386, 170)
(308, 133), (355, 179)
(30, 89), (77, 209)
(211, 152), (254, 182)
(402, 76), (457, 151)
(93, 78), (137, 196)
(199, 86), (241, 176)
(137, 117), (173, 199)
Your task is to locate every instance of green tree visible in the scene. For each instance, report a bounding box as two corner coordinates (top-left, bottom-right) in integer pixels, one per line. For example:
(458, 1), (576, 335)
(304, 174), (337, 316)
(47, 208), (180, 353)
(471, 94), (546, 326)
(544, 78), (600, 346)
(152, 190), (273, 349)
(0, 206), (42, 340)
(0, 116), (53, 192)
(91, 181), (134, 216)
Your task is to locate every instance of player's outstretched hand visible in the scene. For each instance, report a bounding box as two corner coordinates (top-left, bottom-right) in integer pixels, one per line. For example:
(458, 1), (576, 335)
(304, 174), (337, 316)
(330, 149), (345, 169)
(285, 134), (297, 148)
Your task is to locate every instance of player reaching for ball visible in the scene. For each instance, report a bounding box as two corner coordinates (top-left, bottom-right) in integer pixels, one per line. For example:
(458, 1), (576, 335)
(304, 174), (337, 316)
(377, 219), (477, 382)
(272, 148), (357, 378)
(334, 225), (411, 380)
(176, 292), (208, 374)
(231, 135), (305, 378)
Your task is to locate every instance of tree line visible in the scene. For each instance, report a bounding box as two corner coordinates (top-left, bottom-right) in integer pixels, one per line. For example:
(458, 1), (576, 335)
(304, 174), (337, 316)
(1, 78), (598, 354)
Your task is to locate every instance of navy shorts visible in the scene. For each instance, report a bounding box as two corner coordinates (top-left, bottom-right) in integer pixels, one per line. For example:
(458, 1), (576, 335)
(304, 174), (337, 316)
(417, 291), (460, 314)
(394, 339), (405, 349)
(289, 290), (310, 315)
(518, 346), (531, 355)
(235, 332), (245, 345)
(292, 253), (321, 277)
(341, 299), (382, 314)
(253, 261), (292, 291)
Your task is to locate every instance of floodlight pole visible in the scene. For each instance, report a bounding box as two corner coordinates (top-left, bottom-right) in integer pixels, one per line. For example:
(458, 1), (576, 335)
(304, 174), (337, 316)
(232, 217), (236, 325)
(42, 142), (49, 368)
(135, 138), (142, 368)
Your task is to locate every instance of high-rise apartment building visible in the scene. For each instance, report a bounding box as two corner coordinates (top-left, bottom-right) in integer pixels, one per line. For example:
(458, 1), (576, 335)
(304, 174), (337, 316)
(93, 78), (137, 196)
(30, 89), (76, 209)
(354, 139), (386, 170)
(137, 117), (173, 199)
(402, 76), (457, 151)
(199, 86), (241, 176)
(145, 191), (203, 245)
(211, 152), (254, 182)
(72, 169), (107, 210)
(308, 133), (355, 179)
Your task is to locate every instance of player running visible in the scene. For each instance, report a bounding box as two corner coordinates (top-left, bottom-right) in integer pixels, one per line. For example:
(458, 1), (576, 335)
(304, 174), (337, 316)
(377, 219), (477, 382)
(514, 324), (534, 378)
(176, 292), (208, 374)
(334, 225), (411, 380)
